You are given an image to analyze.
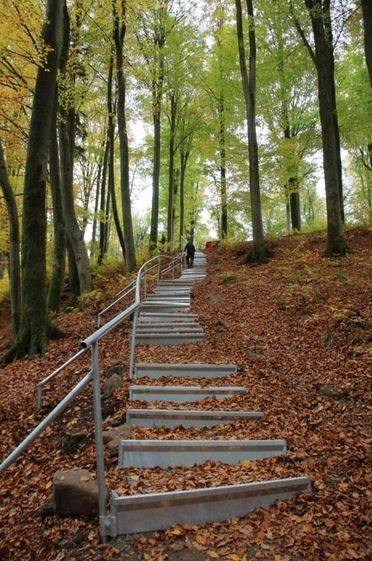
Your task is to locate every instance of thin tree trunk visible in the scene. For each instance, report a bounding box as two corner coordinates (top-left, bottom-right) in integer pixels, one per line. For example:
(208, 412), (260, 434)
(0, 141), (21, 334)
(91, 161), (102, 261)
(289, 179), (301, 231)
(107, 54), (126, 261)
(98, 136), (109, 265)
(167, 92), (177, 244)
(305, 0), (347, 256)
(218, 93), (228, 239)
(112, 0), (136, 271)
(2, 0), (64, 362)
(179, 150), (189, 248)
(235, 0), (267, 263)
(150, 82), (163, 249)
(48, 93), (66, 311)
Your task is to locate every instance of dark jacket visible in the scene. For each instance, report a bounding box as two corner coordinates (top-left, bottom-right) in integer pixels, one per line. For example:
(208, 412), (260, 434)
(185, 242), (195, 256)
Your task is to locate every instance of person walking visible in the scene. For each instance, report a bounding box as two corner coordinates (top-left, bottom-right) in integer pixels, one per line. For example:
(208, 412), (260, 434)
(184, 240), (196, 268)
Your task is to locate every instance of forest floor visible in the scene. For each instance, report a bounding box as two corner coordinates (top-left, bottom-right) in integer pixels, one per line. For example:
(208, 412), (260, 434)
(0, 227), (371, 561)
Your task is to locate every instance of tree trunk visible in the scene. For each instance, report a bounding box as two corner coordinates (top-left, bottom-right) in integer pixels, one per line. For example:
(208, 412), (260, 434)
(179, 149), (189, 248)
(361, 0), (372, 88)
(218, 93), (228, 239)
(150, 81), (163, 249)
(305, 0), (347, 256)
(91, 160), (102, 261)
(0, 141), (21, 334)
(167, 92), (177, 244)
(112, 0), (136, 271)
(58, 6), (92, 293)
(2, 0), (64, 362)
(235, 0), (267, 263)
(48, 94), (66, 311)
(289, 179), (301, 231)
(98, 136), (109, 266)
(107, 55), (126, 261)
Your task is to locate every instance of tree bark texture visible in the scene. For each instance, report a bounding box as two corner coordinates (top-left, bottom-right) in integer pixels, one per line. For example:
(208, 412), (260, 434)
(218, 93), (228, 239)
(0, 141), (21, 334)
(361, 0), (372, 88)
(107, 54), (126, 261)
(235, 0), (267, 263)
(167, 92), (177, 244)
(179, 149), (189, 247)
(48, 94), (66, 311)
(2, 0), (64, 361)
(305, 0), (347, 256)
(113, 0), (136, 271)
(58, 6), (92, 294)
(98, 137), (109, 265)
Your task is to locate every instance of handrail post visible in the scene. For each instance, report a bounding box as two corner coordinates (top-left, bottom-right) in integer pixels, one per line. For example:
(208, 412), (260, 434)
(128, 307), (139, 378)
(91, 341), (108, 540)
(157, 255), (161, 281)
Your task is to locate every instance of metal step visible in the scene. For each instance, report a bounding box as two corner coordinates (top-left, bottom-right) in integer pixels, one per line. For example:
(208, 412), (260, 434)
(106, 477), (311, 536)
(157, 280), (196, 286)
(129, 385), (246, 402)
(135, 333), (204, 346)
(118, 439), (287, 468)
(138, 313), (199, 323)
(153, 288), (191, 295)
(136, 323), (203, 332)
(126, 409), (264, 428)
(145, 295), (190, 302)
(140, 303), (191, 313)
(134, 363), (237, 378)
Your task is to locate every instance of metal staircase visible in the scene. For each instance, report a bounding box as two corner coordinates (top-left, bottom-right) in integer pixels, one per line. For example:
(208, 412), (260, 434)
(108, 251), (311, 537)
(0, 250), (311, 542)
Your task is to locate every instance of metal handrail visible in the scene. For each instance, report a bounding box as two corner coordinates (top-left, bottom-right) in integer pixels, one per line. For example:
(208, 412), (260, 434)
(0, 371), (93, 475)
(97, 281), (136, 327)
(37, 348), (87, 410)
(0, 250), (184, 541)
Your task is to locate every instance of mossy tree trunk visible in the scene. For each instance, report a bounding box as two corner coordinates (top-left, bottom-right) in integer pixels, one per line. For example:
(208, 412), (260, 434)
(0, 141), (21, 334)
(2, 0), (64, 362)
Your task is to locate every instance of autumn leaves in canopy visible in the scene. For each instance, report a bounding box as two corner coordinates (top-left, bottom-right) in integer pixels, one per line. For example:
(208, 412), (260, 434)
(0, 0), (371, 358)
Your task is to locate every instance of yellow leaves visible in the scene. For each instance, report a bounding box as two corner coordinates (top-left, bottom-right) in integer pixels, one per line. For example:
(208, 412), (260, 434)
(169, 528), (182, 536)
(207, 551), (219, 558)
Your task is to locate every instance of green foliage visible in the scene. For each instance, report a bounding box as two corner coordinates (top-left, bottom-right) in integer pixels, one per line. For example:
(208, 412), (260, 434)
(218, 271), (238, 284)
(78, 289), (105, 309)
(0, 273), (9, 301)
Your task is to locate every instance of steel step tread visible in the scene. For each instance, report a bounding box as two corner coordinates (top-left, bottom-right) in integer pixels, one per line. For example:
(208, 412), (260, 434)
(107, 476), (312, 535)
(118, 438), (287, 467)
(129, 385), (245, 401)
(126, 408), (264, 428)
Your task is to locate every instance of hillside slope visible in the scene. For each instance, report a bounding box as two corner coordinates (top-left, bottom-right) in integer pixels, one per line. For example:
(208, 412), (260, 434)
(0, 227), (371, 561)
